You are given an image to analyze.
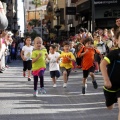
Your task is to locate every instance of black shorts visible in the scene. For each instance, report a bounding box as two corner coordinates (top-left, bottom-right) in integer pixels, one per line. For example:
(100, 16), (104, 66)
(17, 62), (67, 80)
(83, 66), (95, 78)
(50, 70), (60, 78)
(23, 60), (32, 71)
(60, 67), (71, 77)
(103, 87), (120, 107)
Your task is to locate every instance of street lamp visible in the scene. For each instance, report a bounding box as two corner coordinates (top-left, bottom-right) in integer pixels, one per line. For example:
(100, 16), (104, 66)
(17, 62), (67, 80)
(12, 14), (18, 36)
(54, 7), (61, 37)
(47, 19), (51, 39)
(40, 10), (44, 38)
(91, 0), (95, 33)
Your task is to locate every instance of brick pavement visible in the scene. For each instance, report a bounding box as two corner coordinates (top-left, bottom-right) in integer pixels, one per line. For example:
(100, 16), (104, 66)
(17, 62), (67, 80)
(0, 60), (118, 120)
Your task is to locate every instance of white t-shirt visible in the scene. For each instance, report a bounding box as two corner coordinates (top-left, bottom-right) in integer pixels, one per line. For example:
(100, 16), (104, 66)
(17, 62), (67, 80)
(48, 52), (60, 71)
(22, 45), (33, 61)
(97, 41), (106, 54)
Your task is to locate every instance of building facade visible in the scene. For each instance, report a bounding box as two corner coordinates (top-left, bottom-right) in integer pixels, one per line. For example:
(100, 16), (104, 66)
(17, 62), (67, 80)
(75, 0), (120, 32)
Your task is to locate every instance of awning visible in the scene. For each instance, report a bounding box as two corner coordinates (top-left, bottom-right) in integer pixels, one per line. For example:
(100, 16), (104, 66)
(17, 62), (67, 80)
(28, 5), (47, 12)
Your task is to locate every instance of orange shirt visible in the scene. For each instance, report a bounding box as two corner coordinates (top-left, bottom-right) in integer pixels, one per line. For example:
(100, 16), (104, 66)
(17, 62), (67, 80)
(77, 47), (100, 70)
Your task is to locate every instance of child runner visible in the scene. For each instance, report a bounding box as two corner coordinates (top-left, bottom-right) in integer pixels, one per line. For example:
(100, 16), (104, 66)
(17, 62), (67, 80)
(100, 31), (120, 120)
(78, 37), (100, 94)
(57, 41), (76, 88)
(21, 36), (33, 81)
(32, 37), (48, 96)
(47, 44), (60, 87)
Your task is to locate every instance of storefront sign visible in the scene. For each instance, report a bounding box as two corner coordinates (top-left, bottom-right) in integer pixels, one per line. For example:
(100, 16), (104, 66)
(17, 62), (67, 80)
(76, 1), (90, 13)
(94, 0), (119, 5)
(66, 7), (76, 15)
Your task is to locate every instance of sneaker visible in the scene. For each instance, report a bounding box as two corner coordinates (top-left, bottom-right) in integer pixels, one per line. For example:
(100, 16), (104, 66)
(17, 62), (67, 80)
(53, 84), (57, 88)
(40, 88), (46, 94)
(28, 78), (31, 81)
(92, 80), (98, 89)
(33, 90), (38, 97)
(0, 71), (3, 73)
(23, 72), (26, 77)
(85, 83), (87, 89)
(5, 65), (9, 68)
(95, 70), (99, 73)
(82, 86), (85, 94)
(63, 83), (67, 88)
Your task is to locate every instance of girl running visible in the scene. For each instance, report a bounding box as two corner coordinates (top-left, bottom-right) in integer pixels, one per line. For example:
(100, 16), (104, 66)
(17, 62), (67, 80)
(21, 36), (33, 81)
(32, 37), (48, 97)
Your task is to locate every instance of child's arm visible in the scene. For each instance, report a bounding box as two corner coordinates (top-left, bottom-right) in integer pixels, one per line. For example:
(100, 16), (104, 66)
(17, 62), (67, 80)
(21, 50), (26, 61)
(100, 59), (112, 88)
(32, 53), (41, 63)
(80, 49), (88, 57)
(67, 53), (76, 62)
(95, 49), (103, 59)
(56, 56), (61, 63)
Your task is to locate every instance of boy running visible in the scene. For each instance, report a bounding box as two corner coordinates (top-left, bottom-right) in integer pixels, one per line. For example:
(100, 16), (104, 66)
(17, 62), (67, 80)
(78, 37), (101, 94)
(57, 41), (76, 88)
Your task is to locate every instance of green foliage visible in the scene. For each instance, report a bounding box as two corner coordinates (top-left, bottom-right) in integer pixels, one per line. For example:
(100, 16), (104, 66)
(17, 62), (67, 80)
(32, 0), (41, 7)
(28, 19), (40, 26)
(24, 30), (40, 40)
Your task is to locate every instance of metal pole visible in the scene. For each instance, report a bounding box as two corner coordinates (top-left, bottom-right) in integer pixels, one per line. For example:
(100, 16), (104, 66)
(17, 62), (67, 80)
(91, 0), (95, 34)
(41, 18), (42, 38)
(40, 10), (42, 38)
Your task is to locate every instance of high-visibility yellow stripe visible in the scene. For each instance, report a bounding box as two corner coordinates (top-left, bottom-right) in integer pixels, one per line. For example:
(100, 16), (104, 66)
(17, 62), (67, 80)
(104, 57), (110, 64)
(103, 86), (120, 92)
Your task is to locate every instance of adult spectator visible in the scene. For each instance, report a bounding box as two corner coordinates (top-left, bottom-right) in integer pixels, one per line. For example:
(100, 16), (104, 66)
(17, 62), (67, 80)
(0, 1), (8, 29)
(114, 18), (120, 34)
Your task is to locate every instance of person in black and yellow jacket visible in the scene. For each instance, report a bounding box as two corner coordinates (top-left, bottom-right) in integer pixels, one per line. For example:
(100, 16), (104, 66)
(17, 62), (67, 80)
(100, 30), (120, 120)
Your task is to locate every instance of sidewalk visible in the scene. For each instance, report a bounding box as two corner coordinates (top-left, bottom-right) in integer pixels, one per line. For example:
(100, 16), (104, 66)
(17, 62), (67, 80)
(0, 60), (118, 120)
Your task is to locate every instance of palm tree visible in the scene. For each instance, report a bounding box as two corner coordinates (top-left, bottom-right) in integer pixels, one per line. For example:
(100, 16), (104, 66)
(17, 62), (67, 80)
(32, 0), (41, 26)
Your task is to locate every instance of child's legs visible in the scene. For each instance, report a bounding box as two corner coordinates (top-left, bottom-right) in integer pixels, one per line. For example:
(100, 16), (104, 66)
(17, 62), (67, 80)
(39, 76), (44, 88)
(89, 66), (95, 81)
(63, 70), (67, 83)
(23, 61), (27, 72)
(89, 72), (95, 81)
(34, 76), (38, 91)
(66, 68), (71, 81)
(60, 67), (67, 83)
(82, 70), (89, 86)
(27, 60), (32, 78)
(103, 88), (116, 110)
(50, 71), (56, 84)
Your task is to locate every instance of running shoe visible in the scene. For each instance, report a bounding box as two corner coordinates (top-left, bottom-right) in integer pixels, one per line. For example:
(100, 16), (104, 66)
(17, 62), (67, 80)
(33, 90), (38, 97)
(82, 86), (85, 94)
(92, 80), (98, 89)
(53, 84), (57, 88)
(40, 88), (46, 94)
(63, 83), (67, 88)
(28, 77), (31, 81)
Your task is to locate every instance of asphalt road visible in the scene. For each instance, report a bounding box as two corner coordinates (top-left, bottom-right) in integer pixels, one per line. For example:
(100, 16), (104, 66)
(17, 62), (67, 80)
(0, 60), (118, 120)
